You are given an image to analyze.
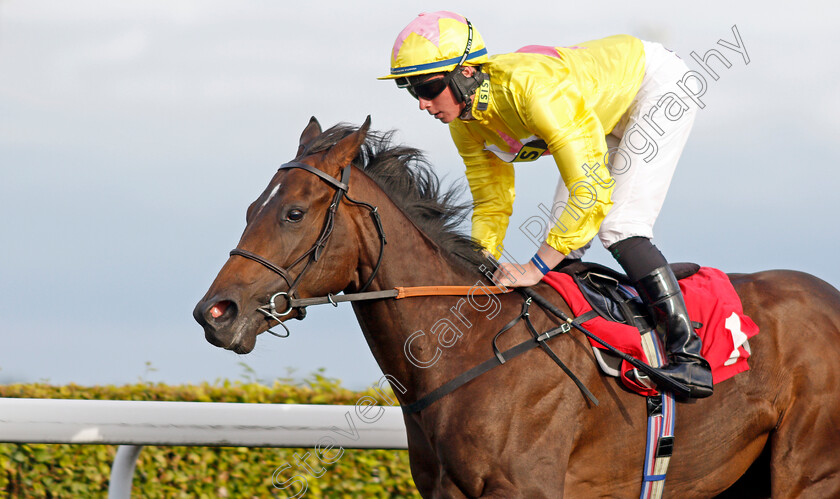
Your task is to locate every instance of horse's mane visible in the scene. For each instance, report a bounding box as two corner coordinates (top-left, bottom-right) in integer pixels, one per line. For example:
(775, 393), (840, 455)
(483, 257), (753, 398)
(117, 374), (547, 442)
(305, 123), (486, 273)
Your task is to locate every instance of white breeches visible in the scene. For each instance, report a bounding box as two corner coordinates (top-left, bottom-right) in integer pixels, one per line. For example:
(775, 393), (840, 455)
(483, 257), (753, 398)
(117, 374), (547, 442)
(554, 41), (700, 258)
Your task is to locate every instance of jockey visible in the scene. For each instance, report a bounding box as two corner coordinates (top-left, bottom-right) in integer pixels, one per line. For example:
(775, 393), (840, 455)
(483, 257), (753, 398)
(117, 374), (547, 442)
(379, 11), (713, 398)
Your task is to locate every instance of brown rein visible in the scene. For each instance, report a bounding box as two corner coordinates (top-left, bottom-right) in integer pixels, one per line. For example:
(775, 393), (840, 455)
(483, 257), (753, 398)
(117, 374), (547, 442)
(277, 284), (511, 312)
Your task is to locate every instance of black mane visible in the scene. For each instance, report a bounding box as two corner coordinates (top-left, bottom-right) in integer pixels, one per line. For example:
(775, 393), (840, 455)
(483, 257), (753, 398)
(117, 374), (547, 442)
(305, 123), (486, 273)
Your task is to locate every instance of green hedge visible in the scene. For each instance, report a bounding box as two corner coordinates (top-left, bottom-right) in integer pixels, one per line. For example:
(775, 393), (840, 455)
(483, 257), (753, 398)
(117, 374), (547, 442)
(0, 375), (421, 498)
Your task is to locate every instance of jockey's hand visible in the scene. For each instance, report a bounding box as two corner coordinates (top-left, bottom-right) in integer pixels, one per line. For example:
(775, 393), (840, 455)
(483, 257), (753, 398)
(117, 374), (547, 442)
(491, 243), (566, 288)
(493, 261), (544, 287)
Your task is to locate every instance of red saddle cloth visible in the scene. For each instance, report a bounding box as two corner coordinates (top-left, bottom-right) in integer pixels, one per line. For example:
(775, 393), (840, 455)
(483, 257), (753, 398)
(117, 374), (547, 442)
(542, 267), (760, 396)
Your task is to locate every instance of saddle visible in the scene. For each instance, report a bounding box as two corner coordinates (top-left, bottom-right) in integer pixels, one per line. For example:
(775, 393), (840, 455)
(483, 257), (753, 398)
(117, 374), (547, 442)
(557, 260), (701, 326)
(545, 261), (756, 396)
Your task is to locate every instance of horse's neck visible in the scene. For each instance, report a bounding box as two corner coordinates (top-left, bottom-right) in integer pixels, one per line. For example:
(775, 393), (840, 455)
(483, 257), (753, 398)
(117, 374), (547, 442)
(349, 176), (488, 400)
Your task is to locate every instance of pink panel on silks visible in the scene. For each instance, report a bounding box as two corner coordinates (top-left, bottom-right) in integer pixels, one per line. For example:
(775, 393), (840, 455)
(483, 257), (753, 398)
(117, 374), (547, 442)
(516, 44), (588, 57)
(497, 129), (523, 153)
(392, 11), (465, 61)
(515, 45), (562, 57)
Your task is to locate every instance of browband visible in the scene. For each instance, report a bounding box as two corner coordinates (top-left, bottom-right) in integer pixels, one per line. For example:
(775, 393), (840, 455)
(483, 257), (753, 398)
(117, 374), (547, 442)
(279, 161), (349, 191)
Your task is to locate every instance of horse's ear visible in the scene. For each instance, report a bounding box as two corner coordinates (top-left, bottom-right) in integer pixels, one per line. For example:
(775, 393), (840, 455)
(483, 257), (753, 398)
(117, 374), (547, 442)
(324, 116), (371, 169)
(296, 116), (322, 157)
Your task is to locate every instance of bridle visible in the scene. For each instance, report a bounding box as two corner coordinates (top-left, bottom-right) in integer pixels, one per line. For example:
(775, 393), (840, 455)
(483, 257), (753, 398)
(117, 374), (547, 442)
(229, 160), (387, 337)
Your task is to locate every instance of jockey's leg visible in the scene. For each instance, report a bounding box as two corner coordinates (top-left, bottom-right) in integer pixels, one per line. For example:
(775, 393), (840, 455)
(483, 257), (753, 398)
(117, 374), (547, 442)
(609, 236), (713, 398)
(591, 40), (710, 396)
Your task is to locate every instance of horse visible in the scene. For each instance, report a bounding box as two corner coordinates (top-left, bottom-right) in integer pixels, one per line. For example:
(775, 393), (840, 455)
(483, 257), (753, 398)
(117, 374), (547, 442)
(193, 117), (840, 498)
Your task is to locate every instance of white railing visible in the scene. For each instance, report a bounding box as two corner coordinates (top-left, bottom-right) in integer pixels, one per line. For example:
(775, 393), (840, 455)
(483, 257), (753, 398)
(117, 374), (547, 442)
(0, 398), (408, 498)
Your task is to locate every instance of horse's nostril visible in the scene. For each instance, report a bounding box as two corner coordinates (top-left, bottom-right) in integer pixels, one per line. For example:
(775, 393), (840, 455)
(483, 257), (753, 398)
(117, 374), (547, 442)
(210, 301), (230, 319)
(204, 299), (237, 324)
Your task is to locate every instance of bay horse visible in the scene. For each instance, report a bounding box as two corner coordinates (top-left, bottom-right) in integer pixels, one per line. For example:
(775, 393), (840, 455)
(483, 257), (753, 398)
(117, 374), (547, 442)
(194, 117), (840, 498)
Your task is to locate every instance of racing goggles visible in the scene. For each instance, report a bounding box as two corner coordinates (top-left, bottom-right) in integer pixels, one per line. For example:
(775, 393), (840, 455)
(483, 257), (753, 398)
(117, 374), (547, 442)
(395, 73), (450, 101)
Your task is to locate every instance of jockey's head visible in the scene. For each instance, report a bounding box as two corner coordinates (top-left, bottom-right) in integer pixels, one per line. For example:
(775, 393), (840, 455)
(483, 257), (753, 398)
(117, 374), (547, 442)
(379, 11), (488, 115)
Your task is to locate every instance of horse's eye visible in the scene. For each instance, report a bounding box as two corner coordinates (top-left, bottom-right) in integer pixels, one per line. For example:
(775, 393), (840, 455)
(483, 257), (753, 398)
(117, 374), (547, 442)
(287, 209), (305, 222)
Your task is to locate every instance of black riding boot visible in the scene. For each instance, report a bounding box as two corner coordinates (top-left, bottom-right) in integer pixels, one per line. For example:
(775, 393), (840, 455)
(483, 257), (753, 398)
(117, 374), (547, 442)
(635, 266), (714, 399)
(610, 236), (713, 399)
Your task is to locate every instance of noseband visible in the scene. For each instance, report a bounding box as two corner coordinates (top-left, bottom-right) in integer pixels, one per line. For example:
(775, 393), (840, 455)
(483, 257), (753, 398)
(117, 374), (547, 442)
(230, 161), (386, 337)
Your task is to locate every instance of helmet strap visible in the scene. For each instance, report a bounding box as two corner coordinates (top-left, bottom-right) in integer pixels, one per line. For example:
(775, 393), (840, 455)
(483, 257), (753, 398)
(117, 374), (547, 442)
(450, 67), (488, 118)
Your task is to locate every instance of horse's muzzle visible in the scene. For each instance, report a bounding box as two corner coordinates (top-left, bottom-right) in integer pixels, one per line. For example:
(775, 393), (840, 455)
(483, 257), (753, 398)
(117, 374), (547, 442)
(194, 296), (251, 351)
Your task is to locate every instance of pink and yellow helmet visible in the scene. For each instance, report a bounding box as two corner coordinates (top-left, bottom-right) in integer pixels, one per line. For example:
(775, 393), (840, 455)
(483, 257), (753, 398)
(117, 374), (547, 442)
(378, 11), (488, 81)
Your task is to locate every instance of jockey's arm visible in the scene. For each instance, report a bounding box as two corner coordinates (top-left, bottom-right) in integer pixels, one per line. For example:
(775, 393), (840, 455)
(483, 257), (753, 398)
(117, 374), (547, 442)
(465, 155), (515, 260)
(452, 123), (516, 260)
(524, 81), (614, 257)
(496, 82), (615, 286)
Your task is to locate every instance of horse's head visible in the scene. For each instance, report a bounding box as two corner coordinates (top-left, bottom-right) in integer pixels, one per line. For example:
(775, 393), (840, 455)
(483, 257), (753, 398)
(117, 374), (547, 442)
(193, 116), (373, 353)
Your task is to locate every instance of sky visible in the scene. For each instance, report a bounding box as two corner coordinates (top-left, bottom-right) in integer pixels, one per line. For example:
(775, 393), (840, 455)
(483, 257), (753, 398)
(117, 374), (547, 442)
(1, 1), (838, 389)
